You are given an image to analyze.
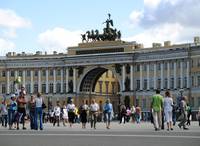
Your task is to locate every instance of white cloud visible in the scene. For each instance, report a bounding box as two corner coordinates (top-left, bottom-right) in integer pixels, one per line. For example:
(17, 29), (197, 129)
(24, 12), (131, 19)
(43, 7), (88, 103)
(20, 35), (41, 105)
(0, 38), (15, 55)
(38, 27), (82, 53)
(127, 0), (200, 47)
(0, 9), (31, 29)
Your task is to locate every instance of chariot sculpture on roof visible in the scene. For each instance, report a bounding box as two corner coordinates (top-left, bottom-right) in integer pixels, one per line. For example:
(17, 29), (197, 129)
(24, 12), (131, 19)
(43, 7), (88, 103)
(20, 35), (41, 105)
(81, 13), (121, 42)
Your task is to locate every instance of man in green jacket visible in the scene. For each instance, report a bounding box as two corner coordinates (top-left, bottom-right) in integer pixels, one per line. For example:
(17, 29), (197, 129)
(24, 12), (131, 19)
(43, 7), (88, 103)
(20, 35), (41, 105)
(151, 89), (163, 131)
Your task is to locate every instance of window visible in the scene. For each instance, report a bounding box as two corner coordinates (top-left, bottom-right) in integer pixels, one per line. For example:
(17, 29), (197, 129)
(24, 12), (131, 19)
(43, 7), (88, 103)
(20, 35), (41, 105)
(57, 70), (61, 76)
(157, 79), (161, 89)
(143, 64), (147, 71)
(56, 83), (61, 93)
(136, 65), (140, 72)
(2, 71), (6, 77)
(164, 62), (167, 70)
(171, 78), (174, 89)
(177, 77), (181, 88)
(63, 83), (66, 93)
(111, 82), (115, 94)
(11, 71), (15, 77)
(2, 84), (6, 94)
(144, 79), (147, 90)
(99, 81), (103, 94)
(26, 70), (30, 77)
(142, 98), (146, 109)
(49, 83), (53, 93)
(157, 63), (161, 70)
(34, 84), (38, 93)
(136, 80), (140, 90)
(184, 77), (187, 88)
(105, 81), (109, 94)
(164, 78), (168, 89)
(191, 76), (194, 87)
(198, 76), (200, 86)
(191, 59), (194, 68)
(42, 70), (46, 76)
(34, 71), (38, 77)
(50, 70), (53, 76)
(42, 84), (46, 93)
(26, 84), (31, 94)
(18, 71), (22, 77)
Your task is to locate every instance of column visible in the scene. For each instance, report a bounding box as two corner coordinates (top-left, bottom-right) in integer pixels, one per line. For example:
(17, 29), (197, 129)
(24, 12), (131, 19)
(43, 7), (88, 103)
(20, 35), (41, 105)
(174, 62), (177, 89)
(161, 62), (164, 89)
(73, 68), (76, 93)
(180, 61), (183, 88)
(187, 60), (190, 88)
(53, 68), (56, 93)
(14, 70), (18, 90)
(22, 70), (25, 87)
(6, 70), (10, 94)
(46, 69), (49, 94)
(154, 63), (157, 89)
(38, 70), (41, 93)
(147, 64), (150, 90)
(167, 62), (170, 89)
(122, 65), (126, 91)
(61, 68), (63, 93)
(130, 64), (134, 91)
(140, 64), (143, 90)
(30, 70), (33, 94)
(66, 68), (69, 93)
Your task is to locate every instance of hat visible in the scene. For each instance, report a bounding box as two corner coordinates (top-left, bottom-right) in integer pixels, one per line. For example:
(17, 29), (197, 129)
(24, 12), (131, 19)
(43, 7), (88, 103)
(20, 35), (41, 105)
(11, 94), (16, 98)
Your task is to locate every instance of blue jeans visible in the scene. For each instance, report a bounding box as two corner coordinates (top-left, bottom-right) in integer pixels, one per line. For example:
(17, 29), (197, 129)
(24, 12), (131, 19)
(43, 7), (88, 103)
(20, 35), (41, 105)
(30, 111), (35, 129)
(2, 115), (8, 127)
(8, 109), (15, 126)
(35, 107), (43, 130)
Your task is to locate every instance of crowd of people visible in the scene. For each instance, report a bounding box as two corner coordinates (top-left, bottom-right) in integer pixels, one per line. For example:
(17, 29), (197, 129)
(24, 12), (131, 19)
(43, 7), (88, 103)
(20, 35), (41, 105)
(0, 87), (200, 131)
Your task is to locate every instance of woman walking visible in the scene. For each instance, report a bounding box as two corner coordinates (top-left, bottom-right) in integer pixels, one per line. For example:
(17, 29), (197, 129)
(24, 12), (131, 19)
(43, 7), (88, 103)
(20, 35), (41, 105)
(103, 99), (113, 129)
(67, 99), (75, 127)
(28, 95), (35, 130)
(79, 100), (89, 129)
(163, 91), (173, 131)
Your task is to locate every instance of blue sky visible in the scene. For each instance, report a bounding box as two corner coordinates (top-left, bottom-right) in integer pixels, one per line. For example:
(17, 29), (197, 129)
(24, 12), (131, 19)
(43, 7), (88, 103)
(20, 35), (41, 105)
(0, 0), (200, 55)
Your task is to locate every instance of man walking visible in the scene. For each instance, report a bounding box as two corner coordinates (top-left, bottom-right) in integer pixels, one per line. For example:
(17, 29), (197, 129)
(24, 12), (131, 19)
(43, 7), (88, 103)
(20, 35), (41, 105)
(151, 89), (163, 131)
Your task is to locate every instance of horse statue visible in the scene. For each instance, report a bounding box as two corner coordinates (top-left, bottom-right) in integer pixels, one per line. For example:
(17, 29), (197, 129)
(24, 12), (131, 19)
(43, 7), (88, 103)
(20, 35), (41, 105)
(81, 34), (86, 43)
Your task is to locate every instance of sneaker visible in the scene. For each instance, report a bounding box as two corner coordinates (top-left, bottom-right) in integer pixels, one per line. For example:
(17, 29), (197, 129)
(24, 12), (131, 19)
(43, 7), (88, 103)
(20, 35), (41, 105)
(22, 127), (26, 130)
(183, 127), (189, 130)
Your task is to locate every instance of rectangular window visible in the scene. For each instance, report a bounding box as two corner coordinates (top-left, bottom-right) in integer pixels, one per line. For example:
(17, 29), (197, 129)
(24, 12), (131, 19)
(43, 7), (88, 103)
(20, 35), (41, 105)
(99, 81), (102, 94)
(57, 70), (61, 76)
(26, 84), (31, 94)
(184, 77), (187, 88)
(11, 71), (15, 77)
(142, 98), (146, 109)
(178, 77), (181, 88)
(164, 62), (167, 70)
(164, 78), (168, 89)
(191, 76), (194, 87)
(56, 83), (61, 93)
(144, 79), (147, 90)
(34, 84), (38, 93)
(2, 71), (6, 77)
(136, 65), (140, 72)
(143, 64), (147, 72)
(50, 70), (53, 76)
(136, 80), (140, 90)
(18, 71), (22, 77)
(157, 78), (161, 89)
(198, 76), (200, 86)
(42, 70), (46, 76)
(34, 71), (38, 77)
(26, 70), (30, 77)
(49, 83), (53, 93)
(42, 84), (46, 93)
(2, 84), (6, 94)
(157, 63), (161, 70)
(171, 78), (174, 89)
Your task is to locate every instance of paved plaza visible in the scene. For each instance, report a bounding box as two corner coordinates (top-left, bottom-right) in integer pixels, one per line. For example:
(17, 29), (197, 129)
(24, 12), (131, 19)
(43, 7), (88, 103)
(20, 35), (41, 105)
(0, 121), (199, 146)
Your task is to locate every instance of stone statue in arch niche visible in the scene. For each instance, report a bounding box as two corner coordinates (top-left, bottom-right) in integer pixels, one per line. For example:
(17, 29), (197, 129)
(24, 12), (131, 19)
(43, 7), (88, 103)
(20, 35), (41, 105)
(68, 80), (73, 93)
(125, 77), (130, 91)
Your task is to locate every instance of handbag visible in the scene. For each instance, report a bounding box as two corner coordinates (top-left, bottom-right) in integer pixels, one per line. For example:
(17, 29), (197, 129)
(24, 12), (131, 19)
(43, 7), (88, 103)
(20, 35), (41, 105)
(42, 103), (47, 109)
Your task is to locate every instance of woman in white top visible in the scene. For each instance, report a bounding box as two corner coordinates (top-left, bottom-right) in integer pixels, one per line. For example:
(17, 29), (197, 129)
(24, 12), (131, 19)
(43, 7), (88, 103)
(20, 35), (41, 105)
(67, 99), (75, 127)
(35, 92), (44, 130)
(62, 105), (68, 126)
(163, 91), (173, 131)
(53, 101), (61, 127)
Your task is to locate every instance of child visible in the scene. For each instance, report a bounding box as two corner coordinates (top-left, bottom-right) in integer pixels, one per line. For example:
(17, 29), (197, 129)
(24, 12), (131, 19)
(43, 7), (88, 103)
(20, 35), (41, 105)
(53, 101), (61, 127)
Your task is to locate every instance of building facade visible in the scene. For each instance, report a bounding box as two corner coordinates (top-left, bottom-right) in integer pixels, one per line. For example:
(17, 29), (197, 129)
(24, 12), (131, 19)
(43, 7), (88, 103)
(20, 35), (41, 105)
(0, 38), (200, 113)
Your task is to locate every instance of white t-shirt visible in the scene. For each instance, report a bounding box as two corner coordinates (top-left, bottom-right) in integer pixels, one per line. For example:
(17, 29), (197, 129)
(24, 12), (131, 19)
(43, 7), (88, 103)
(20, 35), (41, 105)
(35, 97), (43, 108)
(54, 106), (61, 116)
(67, 104), (75, 112)
(163, 97), (173, 112)
(62, 108), (68, 119)
(90, 103), (99, 112)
